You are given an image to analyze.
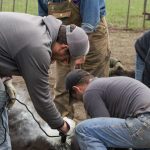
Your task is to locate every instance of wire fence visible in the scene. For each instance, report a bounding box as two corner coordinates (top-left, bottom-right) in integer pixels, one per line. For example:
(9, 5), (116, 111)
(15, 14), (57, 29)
(107, 0), (150, 30)
(0, 0), (150, 30)
(0, 0), (38, 15)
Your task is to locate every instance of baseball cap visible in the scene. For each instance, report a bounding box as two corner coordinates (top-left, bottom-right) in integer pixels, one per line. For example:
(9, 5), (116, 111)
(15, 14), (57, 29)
(66, 25), (89, 58)
(65, 69), (90, 101)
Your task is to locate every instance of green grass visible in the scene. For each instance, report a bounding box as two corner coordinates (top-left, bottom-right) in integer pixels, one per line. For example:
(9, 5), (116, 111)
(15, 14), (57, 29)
(0, 0), (150, 30)
(106, 0), (150, 29)
(0, 0), (38, 15)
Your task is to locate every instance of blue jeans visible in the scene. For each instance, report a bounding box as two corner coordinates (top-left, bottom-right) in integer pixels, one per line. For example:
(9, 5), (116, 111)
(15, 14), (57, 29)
(75, 114), (150, 150)
(135, 53), (145, 81)
(0, 80), (11, 150)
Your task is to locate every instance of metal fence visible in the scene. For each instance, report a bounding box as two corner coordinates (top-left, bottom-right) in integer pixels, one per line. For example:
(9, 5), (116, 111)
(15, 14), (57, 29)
(106, 0), (150, 30)
(0, 0), (150, 30)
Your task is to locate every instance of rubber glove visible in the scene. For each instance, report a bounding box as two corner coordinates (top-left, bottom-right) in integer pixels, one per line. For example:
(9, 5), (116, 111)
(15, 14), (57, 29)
(4, 79), (16, 108)
(63, 117), (76, 145)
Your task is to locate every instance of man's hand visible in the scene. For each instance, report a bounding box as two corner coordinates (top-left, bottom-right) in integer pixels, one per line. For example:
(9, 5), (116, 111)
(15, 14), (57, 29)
(63, 117), (76, 136)
(75, 56), (85, 69)
(109, 58), (125, 76)
(114, 61), (125, 71)
(58, 117), (76, 144)
(4, 79), (16, 108)
(59, 117), (76, 135)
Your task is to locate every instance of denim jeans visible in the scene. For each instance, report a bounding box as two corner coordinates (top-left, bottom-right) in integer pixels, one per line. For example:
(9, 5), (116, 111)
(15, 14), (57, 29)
(0, 80), (11, 150)
(135, 53), (145, 81)
(75, 114), (150, 150)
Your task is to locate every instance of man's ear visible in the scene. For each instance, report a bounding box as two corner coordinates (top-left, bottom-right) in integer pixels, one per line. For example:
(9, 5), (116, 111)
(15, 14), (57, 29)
(72, 85), (80, 94)
(60, 44), (69, 50)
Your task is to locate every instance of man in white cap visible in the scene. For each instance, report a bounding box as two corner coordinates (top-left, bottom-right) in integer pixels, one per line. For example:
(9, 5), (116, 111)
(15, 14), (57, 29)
(38, 0), (110, 119)
(0, 12), (89, 149)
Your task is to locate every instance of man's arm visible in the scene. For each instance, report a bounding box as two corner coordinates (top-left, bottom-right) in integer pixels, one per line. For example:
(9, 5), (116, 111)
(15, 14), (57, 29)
(143, 48), (150, 88)
(15, 47), (64, 129)
(80, 0), (105, 33)
(83, 90), (110, 118)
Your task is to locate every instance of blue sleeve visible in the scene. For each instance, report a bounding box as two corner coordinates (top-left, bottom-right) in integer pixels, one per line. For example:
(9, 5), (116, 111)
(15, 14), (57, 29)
(38, 0), (48, 16)
(80, 0), (106, 33)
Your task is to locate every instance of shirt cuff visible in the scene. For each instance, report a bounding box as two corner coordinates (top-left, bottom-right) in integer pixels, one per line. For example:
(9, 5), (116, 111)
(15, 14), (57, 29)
(81, 23), (95, 33)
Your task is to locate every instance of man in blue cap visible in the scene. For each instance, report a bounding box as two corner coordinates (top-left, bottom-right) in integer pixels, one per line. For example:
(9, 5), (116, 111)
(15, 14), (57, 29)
(65, 69), (150, 150)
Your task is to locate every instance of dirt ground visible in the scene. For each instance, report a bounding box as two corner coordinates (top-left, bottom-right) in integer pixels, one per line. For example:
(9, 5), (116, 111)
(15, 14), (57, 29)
(10, 29), (144, 149)
(109, 29), (143, 70)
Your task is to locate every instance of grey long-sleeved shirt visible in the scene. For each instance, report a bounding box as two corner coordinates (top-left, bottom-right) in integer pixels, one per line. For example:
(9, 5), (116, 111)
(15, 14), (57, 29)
(0, 12), (64, 129)
(84, 76), (150, 118)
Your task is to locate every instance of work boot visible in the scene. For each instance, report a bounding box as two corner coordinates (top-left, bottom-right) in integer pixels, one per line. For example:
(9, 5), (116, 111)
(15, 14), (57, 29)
(109, 57), (125, 76)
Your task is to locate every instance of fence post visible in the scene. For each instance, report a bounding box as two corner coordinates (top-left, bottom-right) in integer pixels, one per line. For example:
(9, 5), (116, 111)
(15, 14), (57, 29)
(143, 0), (147, 29)
(0, 0), (3, 11)
(25, 0), (28, 13)
(12, 0), (16, 12)
(126, 0), (131, 29)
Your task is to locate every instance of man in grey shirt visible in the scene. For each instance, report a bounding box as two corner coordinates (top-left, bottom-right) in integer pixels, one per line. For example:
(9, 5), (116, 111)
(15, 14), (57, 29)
(0, 12), (89, 149)
(65, 69), (150, 150)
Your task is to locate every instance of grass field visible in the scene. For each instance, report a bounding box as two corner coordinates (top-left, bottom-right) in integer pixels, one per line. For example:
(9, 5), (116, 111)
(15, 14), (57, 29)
(106, 0), (150, 29)
(0, 0), (38, 15)
(0, 0), (150, 30)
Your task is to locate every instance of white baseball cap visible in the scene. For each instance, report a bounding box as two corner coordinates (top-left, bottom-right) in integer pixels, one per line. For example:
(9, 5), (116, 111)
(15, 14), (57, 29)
(66, 25), (89, 58)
